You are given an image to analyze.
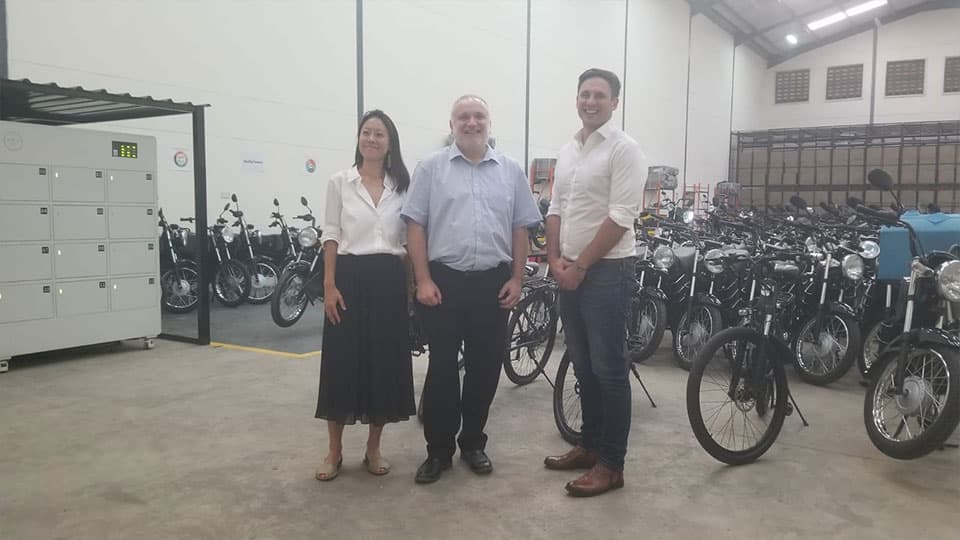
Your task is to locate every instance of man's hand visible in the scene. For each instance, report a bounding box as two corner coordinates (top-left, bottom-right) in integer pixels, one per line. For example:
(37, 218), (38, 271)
(553, 259), (586, 291)
(498, 276), (522, 309)
(416, 279), (443, 306)
(323, 285), (347, 325)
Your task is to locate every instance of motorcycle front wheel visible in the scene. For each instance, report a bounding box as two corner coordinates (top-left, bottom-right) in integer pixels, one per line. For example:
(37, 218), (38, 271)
(246, 257), (280, 305)
(214, 259), (251, 307)
(627, 293), (667, 363)
(160, 263), (200, 314)
(793, 312), (861, 385)
(271, 268), (311, 327)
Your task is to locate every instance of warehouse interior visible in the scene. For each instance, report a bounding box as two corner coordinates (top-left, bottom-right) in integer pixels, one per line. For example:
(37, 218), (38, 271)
(1, 1), (959, 538)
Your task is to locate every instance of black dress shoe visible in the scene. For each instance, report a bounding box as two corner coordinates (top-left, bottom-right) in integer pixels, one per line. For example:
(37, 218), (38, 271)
(460, 449), (493, 474)
(415, 456), (452, 484)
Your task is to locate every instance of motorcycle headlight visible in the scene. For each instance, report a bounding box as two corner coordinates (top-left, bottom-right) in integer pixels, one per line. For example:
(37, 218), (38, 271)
(682, 209), (694, 224)
(704, 249), (724, 274)
(298, 227), (319, 248)
(653, 246), (675, 270)
(842, 254), (864, 281)
(220, 228), (235, 243)
(804, 236), (820, 254)
(936, 260), (960, 302)
(859, 240), (880, 260)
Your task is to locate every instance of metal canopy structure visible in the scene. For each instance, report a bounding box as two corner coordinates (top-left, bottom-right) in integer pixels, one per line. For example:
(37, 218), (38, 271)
(689, 0), (959, 66)
(0, 77), (212, 345)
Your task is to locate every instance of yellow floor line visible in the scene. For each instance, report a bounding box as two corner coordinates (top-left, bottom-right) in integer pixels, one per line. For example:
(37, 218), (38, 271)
(210, 341), (322, 359)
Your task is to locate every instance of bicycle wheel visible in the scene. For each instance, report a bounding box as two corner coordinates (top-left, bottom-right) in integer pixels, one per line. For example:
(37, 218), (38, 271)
(504, 290), (558, 385)
(552, 351), (582, 446)
(686, 327), (788, 465)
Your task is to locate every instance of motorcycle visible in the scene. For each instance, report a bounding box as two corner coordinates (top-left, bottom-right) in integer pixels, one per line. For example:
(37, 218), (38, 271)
(270, 196), (325, 327)
(228, 194), (280, 305)
(208, 203), (252, 307)
(158, 208), (200, 314)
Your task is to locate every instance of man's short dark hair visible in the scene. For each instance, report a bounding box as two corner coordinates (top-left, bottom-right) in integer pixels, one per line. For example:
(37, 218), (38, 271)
(577, 68), (621, 98)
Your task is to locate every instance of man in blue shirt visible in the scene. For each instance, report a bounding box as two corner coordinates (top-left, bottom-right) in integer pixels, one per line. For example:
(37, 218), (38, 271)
(402, 95), (542, 484)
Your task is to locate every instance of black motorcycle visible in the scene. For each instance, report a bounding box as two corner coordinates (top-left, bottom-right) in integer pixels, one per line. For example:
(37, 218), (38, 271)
(228, 194), (280, 305)
(158, 209), (200, 314)
(209, 203), (252, 307)
(270, 196), (324, 327)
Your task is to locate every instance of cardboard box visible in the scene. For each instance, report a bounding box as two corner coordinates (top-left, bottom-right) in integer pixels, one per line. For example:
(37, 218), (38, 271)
(800, 149), (817, 166)
(849, 166), (865, 185)
(770, 150), (786, 167)
(940, 144), (956, 163)
(850, 148), (866, 164)
(866, 147), (884, 167)
(833, 148), (849, 166)
(832, 166), (849, 185)
(900, 166), (917, 184)
(882, 148), (900, 167)
(752, 170), (766, 186)
(901, 146), (919, 167)
(799, 167), (815, 185)
(938, 164), (957, 184)
(919, 145), (938, 165)
(784, 151), (800, 167)
(817, 166), (833, 185)
(816, 149), (832, 166)
(918, 165), (936, 183)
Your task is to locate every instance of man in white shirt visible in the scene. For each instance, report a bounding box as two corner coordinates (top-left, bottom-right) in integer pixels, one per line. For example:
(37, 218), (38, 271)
(543, 68), (646, 497)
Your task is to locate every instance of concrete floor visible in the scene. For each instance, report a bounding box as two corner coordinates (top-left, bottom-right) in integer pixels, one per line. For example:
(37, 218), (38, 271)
(1, 339), (958, 540)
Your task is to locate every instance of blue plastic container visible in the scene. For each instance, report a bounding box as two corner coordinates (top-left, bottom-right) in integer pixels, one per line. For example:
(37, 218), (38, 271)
(878, 211), (960, 280)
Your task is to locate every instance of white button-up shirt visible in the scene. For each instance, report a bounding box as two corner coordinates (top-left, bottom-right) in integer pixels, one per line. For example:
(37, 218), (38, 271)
(320, 167), (407, 257)
(547, 119), (646, 260)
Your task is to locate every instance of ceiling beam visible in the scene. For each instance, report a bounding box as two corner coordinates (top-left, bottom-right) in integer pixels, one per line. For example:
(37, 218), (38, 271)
(768, 0), (960, 67)
(692, 2), (774, 61)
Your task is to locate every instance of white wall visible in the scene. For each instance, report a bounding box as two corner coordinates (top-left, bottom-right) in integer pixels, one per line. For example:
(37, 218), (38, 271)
(739, 8), (960, 131)
(6, 0), (741, 220)
(7, 0), (357, 225)
(685, 14), (734, 189)
(731, 45), (767, 132)
(363, 0), (526, 167)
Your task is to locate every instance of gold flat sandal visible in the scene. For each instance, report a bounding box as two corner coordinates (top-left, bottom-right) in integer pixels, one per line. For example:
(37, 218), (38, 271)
(363, 455), (391, 476)
(315, 457), (343, 481)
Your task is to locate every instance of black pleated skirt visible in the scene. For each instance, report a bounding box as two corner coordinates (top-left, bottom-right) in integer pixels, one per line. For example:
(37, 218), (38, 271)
(315, 254), (416, 425)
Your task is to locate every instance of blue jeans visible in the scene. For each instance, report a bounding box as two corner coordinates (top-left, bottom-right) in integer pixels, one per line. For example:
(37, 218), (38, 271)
(558, 257), (634, 471)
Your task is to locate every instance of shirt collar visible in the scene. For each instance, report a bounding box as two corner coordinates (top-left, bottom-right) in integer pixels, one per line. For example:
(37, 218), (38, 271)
(448, 143), (501, 165)
(575, 117), (618, 145)
(348, 166), (396, 192)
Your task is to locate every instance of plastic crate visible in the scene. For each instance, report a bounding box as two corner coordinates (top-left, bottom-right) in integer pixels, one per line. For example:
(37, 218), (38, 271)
(878, 211), (960, 280)
(647, 166), (678, 190)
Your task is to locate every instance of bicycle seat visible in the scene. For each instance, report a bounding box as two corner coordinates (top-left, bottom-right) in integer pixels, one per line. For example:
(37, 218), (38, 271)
(771, 261), (800, 279)
(675, 246), (697, 273)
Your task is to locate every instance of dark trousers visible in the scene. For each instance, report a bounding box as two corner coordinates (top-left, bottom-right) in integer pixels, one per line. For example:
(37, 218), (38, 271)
(557, 257), (635, 471)
(417, 262), (511, 459)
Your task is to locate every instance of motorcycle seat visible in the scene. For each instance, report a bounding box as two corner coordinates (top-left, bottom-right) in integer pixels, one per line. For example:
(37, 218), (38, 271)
(771, 261), (800, 280)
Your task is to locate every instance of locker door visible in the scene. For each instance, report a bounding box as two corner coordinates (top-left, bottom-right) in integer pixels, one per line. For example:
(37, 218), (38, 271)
(0, 204), (51, 241)
(110, 276), (158, 311)
(55, 280), (109, 317)
(107, 170), (156, 204)
(0, 283), (54, 323)
(0, 244), (53, 282)
(54, 243), (108, 279)
(109, 241), (158, 275)
(53, 206), (107, 240)
(109, 206), (156, 239)
(51, 167), (106, 202)
(0, 163), (50, 201)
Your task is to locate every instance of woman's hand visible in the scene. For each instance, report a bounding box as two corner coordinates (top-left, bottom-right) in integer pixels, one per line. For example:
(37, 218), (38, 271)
(324, 284), (347, 324)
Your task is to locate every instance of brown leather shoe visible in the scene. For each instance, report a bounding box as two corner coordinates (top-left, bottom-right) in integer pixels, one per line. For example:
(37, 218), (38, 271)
(544, 446), (598, 471)
(564, 463), (624, 497)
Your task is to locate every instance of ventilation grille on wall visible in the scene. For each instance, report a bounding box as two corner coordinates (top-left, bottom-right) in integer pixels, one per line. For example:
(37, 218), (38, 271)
(826, 64), (863, 100)
(945, 57), (960, 94)
(775, 69), (810, 104)
(885, 59), (925, 96)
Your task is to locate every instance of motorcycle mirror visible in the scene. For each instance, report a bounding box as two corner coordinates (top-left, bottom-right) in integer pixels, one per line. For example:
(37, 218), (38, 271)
(246, 224), (254, 230)
(231, 193), (238, 203)
(223, 203), (231, 211)
(789, 195), (808, 210)
(867, 168), (894, 190)
(273, 198), (279, 206)
(300, 196), (308, 206)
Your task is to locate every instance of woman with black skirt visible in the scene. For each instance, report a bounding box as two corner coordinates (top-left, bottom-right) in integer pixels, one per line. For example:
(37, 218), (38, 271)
(314, 110), (415, 481)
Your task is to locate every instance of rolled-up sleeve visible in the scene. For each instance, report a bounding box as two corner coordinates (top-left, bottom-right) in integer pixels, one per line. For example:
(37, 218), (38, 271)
(400, 161), (430, 227)
(512, 164), (542, 229)
(319, 174), (342, 245)
(607, 141), (646, 229)
(546, 177), (562, 218)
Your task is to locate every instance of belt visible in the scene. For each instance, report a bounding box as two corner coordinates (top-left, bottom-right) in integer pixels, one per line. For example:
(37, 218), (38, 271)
(432, 262), (509, 277)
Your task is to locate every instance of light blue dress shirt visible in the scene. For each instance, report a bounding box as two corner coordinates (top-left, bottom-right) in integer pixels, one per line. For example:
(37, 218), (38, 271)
(401, 144), (542, 272)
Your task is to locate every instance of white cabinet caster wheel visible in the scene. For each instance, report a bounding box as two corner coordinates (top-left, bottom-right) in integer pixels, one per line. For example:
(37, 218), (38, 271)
(0, 359), (8, 373)
(143, 338), (155, 350)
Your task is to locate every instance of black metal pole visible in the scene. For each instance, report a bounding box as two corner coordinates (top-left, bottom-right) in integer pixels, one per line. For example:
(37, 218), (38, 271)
(621, 0), (629, 130)
(523, 0), (531, 172)
(192, 107), (210, 345)
(356, 0), (364, 125)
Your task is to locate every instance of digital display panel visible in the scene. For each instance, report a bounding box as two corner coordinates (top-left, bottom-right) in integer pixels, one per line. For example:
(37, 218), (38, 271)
(112, 141), (138, 159)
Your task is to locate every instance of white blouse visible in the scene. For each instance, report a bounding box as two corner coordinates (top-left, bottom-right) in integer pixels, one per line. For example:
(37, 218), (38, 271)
(320, 167), (407, 257)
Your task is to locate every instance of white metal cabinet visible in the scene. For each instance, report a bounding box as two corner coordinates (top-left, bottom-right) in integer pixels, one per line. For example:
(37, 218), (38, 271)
(0, 164), (50, 201)
(53, 205), (107, 240)
(110, 276), (157, 311)
(55, 279), (109, 317)
(109, 242), (157, 275)
(51, 167), (105, 202)
(107, 170), (155, 204)
(0, 204), (51, 241)
(0, 283), (54, 323)
(0, 244), (52, 282)
(54, 243), (108, 279)
(109, 206), (156, 239)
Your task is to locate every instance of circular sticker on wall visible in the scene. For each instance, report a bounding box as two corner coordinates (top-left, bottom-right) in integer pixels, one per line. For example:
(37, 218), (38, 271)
(305, 159), (317, 174)
(174, 150), (190, 168)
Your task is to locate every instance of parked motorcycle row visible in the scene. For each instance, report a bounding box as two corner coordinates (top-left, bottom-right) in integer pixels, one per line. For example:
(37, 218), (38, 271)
(158, 194), (324, 323)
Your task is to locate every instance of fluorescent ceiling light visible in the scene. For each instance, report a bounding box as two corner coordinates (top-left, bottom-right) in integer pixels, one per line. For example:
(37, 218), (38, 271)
(845, 0), (888, 17)
(785, 34), (798, 45)
(807, 11), (847, 31)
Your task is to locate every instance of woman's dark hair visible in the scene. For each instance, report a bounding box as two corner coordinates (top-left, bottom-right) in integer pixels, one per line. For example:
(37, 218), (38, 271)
(354, 109), (410, 193)
(577, 68), (621, 98)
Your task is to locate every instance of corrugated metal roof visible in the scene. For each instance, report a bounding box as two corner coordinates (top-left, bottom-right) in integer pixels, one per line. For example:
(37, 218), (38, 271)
(1, 78), (207, 125)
